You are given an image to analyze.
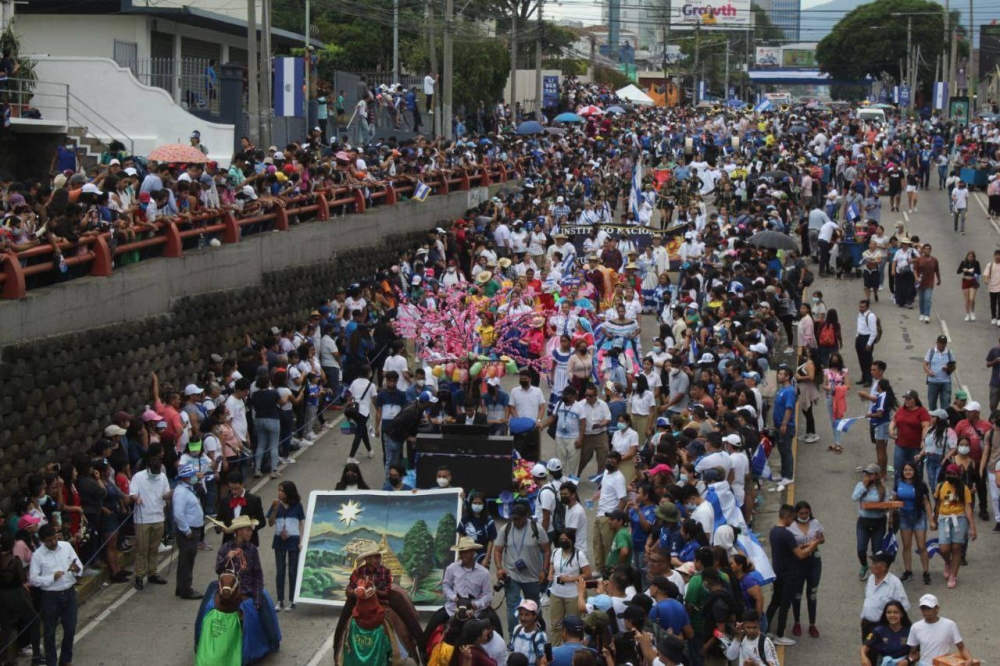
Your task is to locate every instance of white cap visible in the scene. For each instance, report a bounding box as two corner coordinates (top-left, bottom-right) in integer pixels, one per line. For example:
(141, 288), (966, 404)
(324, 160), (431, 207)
(966, 400), (981, 412)
(556, 196), (564, 202)
(81, 183), (100, 194)
(184, 383), (204, 396)
(124, 167), (138, 176)
(109, 159), (121, 166)
(723, 434), (742, 447)
(750, 342), (768, 354)
(241, 185), (257, 200)
(546, 458), (563, 472)
(486, 377), (502, 387)
(697, 353), (715, 364)
(273, 151), (285, 160)
(531, 463), (548, 478)
(918, 594), (939, 608)
(103, 424), (127, 437)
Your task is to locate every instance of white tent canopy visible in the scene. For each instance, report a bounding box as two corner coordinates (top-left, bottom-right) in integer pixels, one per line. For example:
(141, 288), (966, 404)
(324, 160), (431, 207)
(615, 84), (654, 106)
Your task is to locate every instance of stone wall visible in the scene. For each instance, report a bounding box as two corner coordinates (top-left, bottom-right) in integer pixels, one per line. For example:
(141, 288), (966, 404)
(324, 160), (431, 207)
(0, 184), (504, 497)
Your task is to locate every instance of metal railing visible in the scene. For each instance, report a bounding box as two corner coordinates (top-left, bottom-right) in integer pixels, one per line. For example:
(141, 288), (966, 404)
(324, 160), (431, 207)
(3, 78), (69, 123)
(351, 71), (423, 91)
(114, 56), (220, 114)
(67, 91), (135, 158)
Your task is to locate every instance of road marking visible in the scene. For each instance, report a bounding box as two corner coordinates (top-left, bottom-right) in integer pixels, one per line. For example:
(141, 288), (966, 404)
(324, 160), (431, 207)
(941, 320), (951, 342)
(972, 192), (1000, 236)
(306, 632), (336, 666)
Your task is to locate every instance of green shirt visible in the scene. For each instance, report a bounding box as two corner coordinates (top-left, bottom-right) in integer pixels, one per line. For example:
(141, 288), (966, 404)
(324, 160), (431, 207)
(483, 279), (502, 297)
(685, 571), (730, 637)
(606, 527), (632, 567)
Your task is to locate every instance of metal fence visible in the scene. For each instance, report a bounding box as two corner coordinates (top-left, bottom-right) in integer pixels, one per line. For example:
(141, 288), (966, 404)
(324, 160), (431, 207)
(3, 78), (69, 123)
(114, 56), (220, 114)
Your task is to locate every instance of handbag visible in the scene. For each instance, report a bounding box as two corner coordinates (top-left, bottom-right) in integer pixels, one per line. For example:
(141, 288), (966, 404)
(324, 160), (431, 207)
(344, 380), (373, 423)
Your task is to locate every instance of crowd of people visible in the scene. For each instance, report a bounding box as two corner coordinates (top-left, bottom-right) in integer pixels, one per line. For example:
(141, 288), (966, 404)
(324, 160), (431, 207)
(2, 77), (1000, 666)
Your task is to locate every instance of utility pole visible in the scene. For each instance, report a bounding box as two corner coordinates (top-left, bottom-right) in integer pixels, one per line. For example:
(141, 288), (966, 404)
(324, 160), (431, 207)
(588, 34), (595, 81)
(661, 0), (671, 103)
(968, 0), (975, 102)
(693, 22), (700, 101)
(393, 0), (400, 84)
(428, 0), (439, 136)
(724, 40), (730, 101)
(246, 0), (259, 147)
(510, 12), (517, 113)
(443, 0), (453, 138)
(535, 0), (544, 120)
(304, 0), (310, 122)
(260, 0), (272, 148)
(906, 16), (912, 108)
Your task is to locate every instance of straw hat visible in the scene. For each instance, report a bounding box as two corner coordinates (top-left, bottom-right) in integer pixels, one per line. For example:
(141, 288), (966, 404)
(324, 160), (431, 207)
(357, 545), (383, 560)
(450, 536), (484, 552)
(498, 257), (512, 268)
(476, 271), (493, 284)
(207, 515), (259, 533)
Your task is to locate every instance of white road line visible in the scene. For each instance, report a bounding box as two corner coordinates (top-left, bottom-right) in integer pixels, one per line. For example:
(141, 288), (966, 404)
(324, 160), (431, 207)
(306, 632), (336, 666)
(941, 320), (951, 342)
(74, 412), (347, 646)
(972, 192), (1000, 236)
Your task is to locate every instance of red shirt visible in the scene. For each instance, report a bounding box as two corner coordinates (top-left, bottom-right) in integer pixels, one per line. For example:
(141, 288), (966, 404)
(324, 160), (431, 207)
(894, 406), (931, 448)
(954, 419), (991, 462)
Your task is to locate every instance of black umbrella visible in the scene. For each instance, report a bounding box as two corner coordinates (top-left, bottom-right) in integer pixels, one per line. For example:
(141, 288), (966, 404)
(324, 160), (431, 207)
(747, 231), (800, 252)
(788, 125), (809, 134)
(760, 169), (792, 183)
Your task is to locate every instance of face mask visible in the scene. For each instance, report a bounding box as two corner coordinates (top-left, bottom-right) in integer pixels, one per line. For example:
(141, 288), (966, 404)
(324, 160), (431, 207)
(560, 497), (571, 506)
(679, 474), (689, 483)
(958, 446), (971, 455)
(388, 477), (401, 486)
(471, 503), (484, 513)
(148, 462), (161, 475)
(437, 477), (450, 488)
(796, 516), (810, 523)
(345, 474), (358, 483)
(617, 422), (628, 431)
(416, 380), (426, 387)
(520, 381), (530, 389)
(812, 297), (820, 303)
(560, 540), (572, 550)
(652, 346), (662, 354)
(605, 463), (616, 472)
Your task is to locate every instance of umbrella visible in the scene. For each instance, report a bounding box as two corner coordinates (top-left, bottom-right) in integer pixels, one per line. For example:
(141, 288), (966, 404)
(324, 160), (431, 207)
(747, 231), (800, 252)
(544, 127), (566, 136)
(147, 143), (209, 164)
(788, 125), (809, 134)
(515, 121), (545, 135)
(605, 105), (626, 114)
(554, 112), (585, 123)
(761, 169), (791, 183)
(578, 105), (603, 116)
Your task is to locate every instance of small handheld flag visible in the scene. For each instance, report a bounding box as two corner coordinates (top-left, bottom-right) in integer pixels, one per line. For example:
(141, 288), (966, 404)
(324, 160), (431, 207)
(834, 416), (864, 433)
(413, 182), (431, 202)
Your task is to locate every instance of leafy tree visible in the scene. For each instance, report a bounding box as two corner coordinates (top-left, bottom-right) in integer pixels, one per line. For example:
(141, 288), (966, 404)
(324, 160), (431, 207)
(433, 513), (458, 567)
(400, 519), (435, 594)
(403, 39), (510, 110)
(816, 0), (954, 84)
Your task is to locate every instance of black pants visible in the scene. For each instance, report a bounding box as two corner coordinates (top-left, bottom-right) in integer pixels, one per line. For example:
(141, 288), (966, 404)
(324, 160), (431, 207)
(0, 586), (40, 662)
(349, 413), (372, 457)
(40, 588), (76, 666)
(818, 239), (832, 274)
(175, 528), (201, 596)
(802, 403), (816, 435)
(765, 575), (797, 638)
(275, 548), (300, 604)
(792, 556), (822, 626)
(991, 293), (1000, 320)
(855, 334), (874, 384)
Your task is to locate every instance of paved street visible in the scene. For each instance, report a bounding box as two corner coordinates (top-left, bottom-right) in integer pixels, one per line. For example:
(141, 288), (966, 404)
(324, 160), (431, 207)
(62, 185), (1000, 665)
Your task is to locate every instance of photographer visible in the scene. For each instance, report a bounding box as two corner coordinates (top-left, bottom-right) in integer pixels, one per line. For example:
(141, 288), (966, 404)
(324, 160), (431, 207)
(494, 503), (550, 632)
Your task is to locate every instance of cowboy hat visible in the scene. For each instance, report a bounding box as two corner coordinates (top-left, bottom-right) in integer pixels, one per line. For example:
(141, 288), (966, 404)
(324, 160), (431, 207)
(357, 545), (383, 560)
(476, 271), (493, 284)
(450, 536), (483, 552)
(207, 515), (259, 533)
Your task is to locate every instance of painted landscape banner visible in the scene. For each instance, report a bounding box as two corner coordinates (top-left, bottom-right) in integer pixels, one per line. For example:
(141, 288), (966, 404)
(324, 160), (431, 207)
(294, 489), (463, 610)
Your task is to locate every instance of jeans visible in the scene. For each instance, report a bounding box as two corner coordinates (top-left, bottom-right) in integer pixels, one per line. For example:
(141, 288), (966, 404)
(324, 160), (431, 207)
(856, 334), (874, 384)
(826, 395), (843, 446)
(938, 165), (948, 188)
(765, 575), (798, 638)
(350, 413), (372, 457)
(991, 292), (1000, 320)
(924, 452), (942, 488)
(856, 516), (887, 567)
(926, 381), (952, 412)
(777, 427), (795, 480)
(792, 556), (822, 625)
(279, 409), (294, 457)
(254, 417), (280, 473)
(41, 588), (77, 666)
(322, 365), (341, 402)
(275, 547), (300, 603)
(893, 445), (920, 483)
(383, 434), (403, 480)
(818, 239), (832, 274)
(504, 579), (541, 631)
(917, 287), (934, 317)
(954, 207), (967, 232)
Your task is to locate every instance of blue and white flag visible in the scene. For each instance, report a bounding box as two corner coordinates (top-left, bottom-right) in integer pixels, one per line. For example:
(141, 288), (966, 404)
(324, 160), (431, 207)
(881, 529), (899, 557)
(933, 82), (949, 110)
(926, 537), (939, 559)
(754, 99), (773, 113)
(834, 417), (863, 433)
(750, 443), (775, 481)
(273, 57), (305, 117)
(588, 471), (605, 485)
(413, 181), (431, 202)
(628, 160), (643, 219)
(846, 201), (861, 222)
(736, 533), (775, 584)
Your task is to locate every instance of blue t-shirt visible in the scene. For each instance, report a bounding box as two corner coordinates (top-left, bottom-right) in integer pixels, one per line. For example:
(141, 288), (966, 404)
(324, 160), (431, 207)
(375, 388), (408, 424)
(551, 643), (595, 666)
(269, 502), (306, 550)
(649, 598), (691, 634)
(658, 523), (684, 556)
(629, 504), (657, 549)
(738, 570), (766, 610)
(869, 391), (890, 426)
(772, 385), (797, 430)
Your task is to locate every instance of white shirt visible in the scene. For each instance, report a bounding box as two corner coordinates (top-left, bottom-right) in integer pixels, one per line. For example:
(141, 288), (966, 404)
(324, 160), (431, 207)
(348, 377), (376, 417)
(690, 500), (716, 539)
(319, 334), (340, 368)
(224, 395), (248, 442)
(580, 399), (611, 435)
(536, 479), (563, 523)
(818, 219), (839, 243)
(695, 450), (733, 476)
(629, 390), (656, 417)
(724, 634), (779, 666)
(424, 74), (436, 95)
(861, 573), (910, 622)
(856, 310), (878, 346)
(952, 186), (969, 210)
(611, 428), (639, 457)
(383, 354), (411, 390)
(564, 502), (589, 557)
(597, 469), (627, 515)
(130, 468), (172, 524)
(729, 451), (750, 504)
(549, 547), (589, 598)
(29, 541), (81, 592)
(509, 385), (547, 420)
(906, 617), (962, 661)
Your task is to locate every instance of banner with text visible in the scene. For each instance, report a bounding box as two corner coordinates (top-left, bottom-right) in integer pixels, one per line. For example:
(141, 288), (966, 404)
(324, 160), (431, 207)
(670, 0), (751, 29)
(563, 223), (687, 267)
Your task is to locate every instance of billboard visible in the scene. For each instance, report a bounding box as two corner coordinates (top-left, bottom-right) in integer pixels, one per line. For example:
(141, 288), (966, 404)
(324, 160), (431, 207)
(671, 0), (752, 30)
(782, 48), (817, 68)
(755, 47), (780, 67)
(981, 25), (1000, 80)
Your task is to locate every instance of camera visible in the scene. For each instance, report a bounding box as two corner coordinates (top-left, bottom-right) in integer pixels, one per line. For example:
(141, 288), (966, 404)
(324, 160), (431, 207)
(493, 578), (508, 592)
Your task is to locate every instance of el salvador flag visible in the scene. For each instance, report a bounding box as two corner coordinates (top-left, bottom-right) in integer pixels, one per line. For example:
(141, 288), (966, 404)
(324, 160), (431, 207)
(273, 57), (305, 117)
(926, 537), (939, 559)
(846, 201), (861, 222)
(751, 443), (775, 481)
(628, 160), (643, 219)
(834, 417), (862, 433)
(754, 99), (773, 113)
(589, 471), (605, 485)
(413, 182), (431, 202)
(881, 529), (899, 557)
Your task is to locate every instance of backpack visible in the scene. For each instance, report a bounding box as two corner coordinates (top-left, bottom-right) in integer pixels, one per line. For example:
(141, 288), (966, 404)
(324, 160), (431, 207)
(866, 312), (883, 345)
(539, 485), (566, 534)
(503, 511), (540, 542)
(818, 321), (837, 348)
(508, 625), (546, 661)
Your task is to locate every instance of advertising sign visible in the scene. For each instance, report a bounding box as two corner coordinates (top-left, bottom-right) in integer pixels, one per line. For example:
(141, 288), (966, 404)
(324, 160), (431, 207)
(542, 75), (560, 108)
(981, 25), (1000, 80)
(755, 46), (780, 67)
(671, 0), (751, 29)
(949, 97), (969, 125)
(781, 48), (817, 68)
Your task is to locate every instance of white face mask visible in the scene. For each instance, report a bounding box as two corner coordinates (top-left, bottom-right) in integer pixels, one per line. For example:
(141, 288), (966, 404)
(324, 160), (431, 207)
(436, 477), (450, 488)
(958, 445), (971, 455)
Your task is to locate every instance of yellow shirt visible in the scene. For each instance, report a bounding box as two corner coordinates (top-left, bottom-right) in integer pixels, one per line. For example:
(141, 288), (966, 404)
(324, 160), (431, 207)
(935, 481), (972, 516)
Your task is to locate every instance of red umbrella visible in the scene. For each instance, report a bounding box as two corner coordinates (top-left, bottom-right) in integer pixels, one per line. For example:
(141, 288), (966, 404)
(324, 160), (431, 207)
(578, 105), (604, 116)
(147, 143), (209, 164)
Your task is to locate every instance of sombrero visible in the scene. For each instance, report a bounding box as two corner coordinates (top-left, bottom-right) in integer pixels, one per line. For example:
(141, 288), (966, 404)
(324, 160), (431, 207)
(450, 536), (483, 552)
(206, 515), (259, 533)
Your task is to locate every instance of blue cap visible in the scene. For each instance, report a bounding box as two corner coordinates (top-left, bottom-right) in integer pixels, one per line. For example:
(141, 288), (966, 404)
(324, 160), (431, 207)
(418, 391), (439, 404)
(177, 464), (197, 479)
(741, 371), (761, 381)
(655, 417), (670, 427)
(562, 615), (584, 631)
(588, 594), (614, 612)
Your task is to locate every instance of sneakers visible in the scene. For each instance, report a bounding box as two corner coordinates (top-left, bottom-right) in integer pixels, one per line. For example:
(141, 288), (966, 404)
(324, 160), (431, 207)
(964, 314), (971, 322)
(803, 434), (819, 443)
(808, 626), (820, 638)
(286, 603), (296, 611)
(859, 565), (869, 580)
(779, 477), (795, 486)
(923, 571), (931, 585)
(347, 457), (359, 464)
(198, 542), (214, 551)
(275, 602), (284, 611)
(971, 313), (976, 321)
(947, 575), (957, 588)
(782, 347), (795, 354)
(773, 637), (796, 646)
(368, 425), (377, 439)
(992, 319), (998, 326)
(991, 523), (1000, 534)
(368, 449), (375, 459)
(900, 570), (914, 583)
(792, 623), (802, 636)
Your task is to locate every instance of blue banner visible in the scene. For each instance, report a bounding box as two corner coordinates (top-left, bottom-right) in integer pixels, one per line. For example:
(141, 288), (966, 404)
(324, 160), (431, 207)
(543, 75), (560, 108)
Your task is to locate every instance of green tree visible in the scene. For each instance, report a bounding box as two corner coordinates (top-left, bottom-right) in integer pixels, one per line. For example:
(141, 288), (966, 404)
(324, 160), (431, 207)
(433, 513), (458, 567)
(403, 39), (511, 110)
(400, 519), (436, 594)
(816, 0), (954, 84)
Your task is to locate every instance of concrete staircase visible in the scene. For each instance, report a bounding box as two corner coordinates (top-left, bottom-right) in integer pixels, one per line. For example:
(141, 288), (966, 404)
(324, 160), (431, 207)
(67, 126), (106, 171)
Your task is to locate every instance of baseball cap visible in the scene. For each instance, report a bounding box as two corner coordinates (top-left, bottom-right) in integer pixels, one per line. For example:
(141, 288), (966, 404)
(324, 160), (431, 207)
(918, 594), (939, 608)
(946, 463), (962, 475)
(184, 384), (204, 396)
(531, 463), (548, 478)
(141, 409), (160, 422)
(103, 424), (127, 437)
(418, 391), (439, 404)
(177, 464), (198, 479)
(486, 377), (502, 387)
(586, 594), (614, 612)
(723, 434), (742, 447)
(655, 416), (670, 427)
(870, 551), (894, 564)
(113, 410), (134, 423)
(863, 463), (881, 475)
(618, 605), (646, 625)
(517, 599), (539, 614)
(937, 334), (948, 343)
(902, 389), (918, 400)
(546, 458), (563, 472)
(210, 353), (224, 364)
(562, 615), (584, 631)
(955, 390), (969, 400)
(674, 562), (696, 576)
(17, 515), (42, 530)
(966, 400), (981, 412)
